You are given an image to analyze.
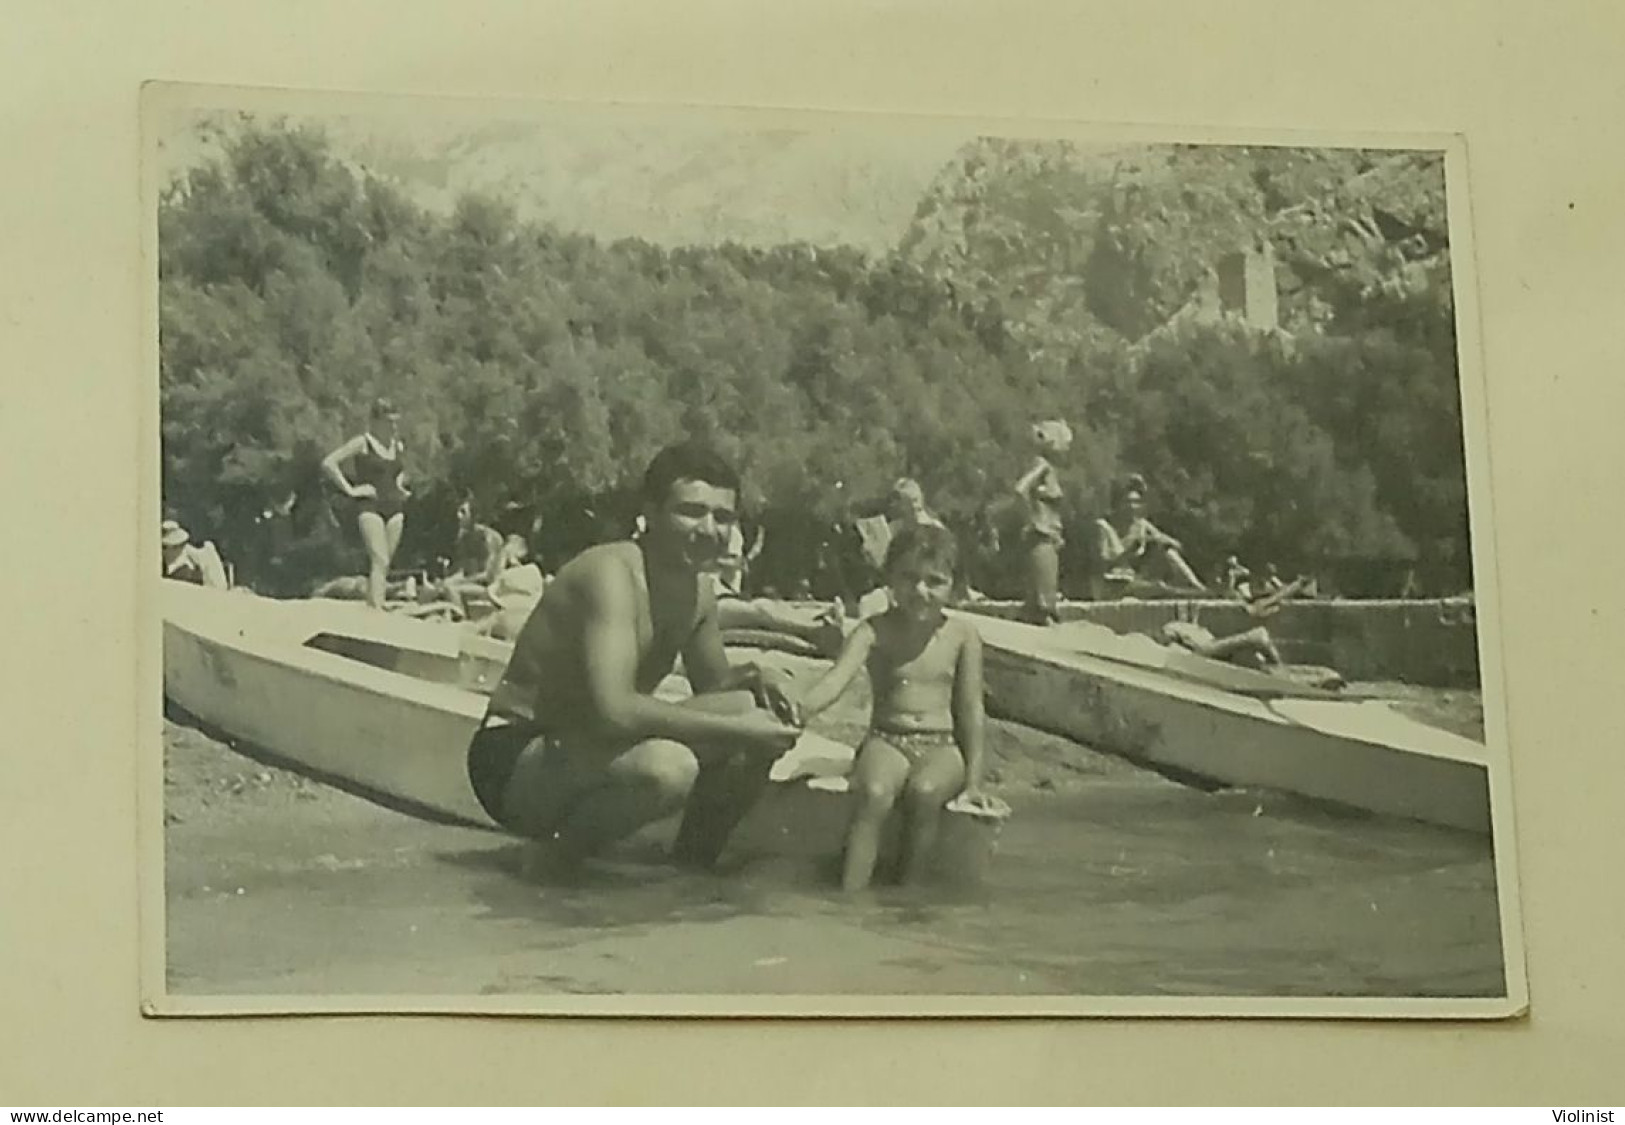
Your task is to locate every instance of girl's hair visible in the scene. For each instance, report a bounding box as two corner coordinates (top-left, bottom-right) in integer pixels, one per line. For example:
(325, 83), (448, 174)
(885, 522), (958, 577)
(372, 396), (399, 418)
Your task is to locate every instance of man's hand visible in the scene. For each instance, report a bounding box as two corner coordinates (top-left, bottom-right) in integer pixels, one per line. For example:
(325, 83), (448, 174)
(753, 665), (803, 729)
(729, 709), (803, 757)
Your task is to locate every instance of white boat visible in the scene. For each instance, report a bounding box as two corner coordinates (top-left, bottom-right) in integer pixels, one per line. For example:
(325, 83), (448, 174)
(161, 580), (1006, 873)
(959, 610), (1492, 834)
(161, 580), (859, 840)
(163, 575), (1483, 856)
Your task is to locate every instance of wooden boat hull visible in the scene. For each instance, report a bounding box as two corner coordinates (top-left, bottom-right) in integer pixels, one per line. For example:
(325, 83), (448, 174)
(963, 612), (1492, 833)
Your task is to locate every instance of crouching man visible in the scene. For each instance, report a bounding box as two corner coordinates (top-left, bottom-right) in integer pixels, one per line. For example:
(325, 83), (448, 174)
(466, 442), (804, 875)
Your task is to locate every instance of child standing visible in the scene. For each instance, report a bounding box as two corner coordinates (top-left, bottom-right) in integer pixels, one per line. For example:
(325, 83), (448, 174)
(797, 523), (992, 891)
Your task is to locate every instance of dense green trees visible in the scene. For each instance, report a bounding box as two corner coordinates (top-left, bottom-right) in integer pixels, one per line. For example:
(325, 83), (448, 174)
(160, 118), (1474, 598)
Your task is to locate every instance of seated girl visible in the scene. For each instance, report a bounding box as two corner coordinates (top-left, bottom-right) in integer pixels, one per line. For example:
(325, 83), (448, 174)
(796, 523), (992, 892)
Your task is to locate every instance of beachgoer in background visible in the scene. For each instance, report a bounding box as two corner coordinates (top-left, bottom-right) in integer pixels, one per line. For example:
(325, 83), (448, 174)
(1161, 619), (1283, 670)
(322, 397), (411, 610)
(714, 520), (758, 599)
(161, 519), (229, 589)
(1259, 562), (1287, 598)
(1241, 572), (1315, 620)
(499, 533), (531, 571)
(436, 496), (506, 617)
(712, 520), (845, 657)
(796, 524), (991, 892)
(886, 478), (946, 539)
(1399, 567), (1422, 599)
(1220, 555), (1253, 600)
(473, 563), (550, 641)
(1013, 419), (1072, 624)
(467, 441), (802, 876)
(311, 572), (426, 605)
(1091, 474), (1207, 599)
(850, 477), (950, 620)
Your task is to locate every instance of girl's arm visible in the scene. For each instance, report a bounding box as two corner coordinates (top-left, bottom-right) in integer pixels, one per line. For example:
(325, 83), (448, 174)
(321, 435), (368, 496)
(797, 621), (876, 720)
(952, 622), (989, 797)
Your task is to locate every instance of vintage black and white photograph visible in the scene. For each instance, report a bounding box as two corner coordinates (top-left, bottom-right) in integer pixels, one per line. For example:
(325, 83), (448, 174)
(146, 86), (1522, 1016)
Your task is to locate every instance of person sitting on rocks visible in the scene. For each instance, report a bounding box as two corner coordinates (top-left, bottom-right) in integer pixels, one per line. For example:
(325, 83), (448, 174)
(1090, 474), (1207, 599)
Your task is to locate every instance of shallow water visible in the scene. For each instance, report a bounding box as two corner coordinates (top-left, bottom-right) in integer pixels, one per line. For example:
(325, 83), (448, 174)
(460, 782), (1503, 999)
(166, 718), (1506, 1000)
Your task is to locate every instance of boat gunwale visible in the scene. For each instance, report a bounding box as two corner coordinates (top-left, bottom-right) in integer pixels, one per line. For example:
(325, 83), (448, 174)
(164, 601), (492, 722)
(163, 584), (859, 790)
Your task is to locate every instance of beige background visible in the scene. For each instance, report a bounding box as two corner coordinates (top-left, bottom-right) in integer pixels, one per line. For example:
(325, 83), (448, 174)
(2, 0), (1620, 1105)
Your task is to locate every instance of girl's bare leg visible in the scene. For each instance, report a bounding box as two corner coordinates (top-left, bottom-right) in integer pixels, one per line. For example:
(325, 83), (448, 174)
(898, 743), (967, 885)
(356, 511), (390, 609)
(842, 735), (911, 892)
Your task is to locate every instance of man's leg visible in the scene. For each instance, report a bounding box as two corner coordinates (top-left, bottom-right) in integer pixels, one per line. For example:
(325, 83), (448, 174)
(669, 689), (778, 869)
(501, 736), (701, 866)
(670, 751), (775, 869)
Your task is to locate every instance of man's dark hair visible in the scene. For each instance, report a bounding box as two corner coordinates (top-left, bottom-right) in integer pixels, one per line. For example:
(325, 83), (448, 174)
(885, 522), (958, 578)
(641, 441), (741, 506)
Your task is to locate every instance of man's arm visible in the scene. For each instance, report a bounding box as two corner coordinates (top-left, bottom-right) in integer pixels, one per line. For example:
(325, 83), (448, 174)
(577, 564), (797, 759)
(682, 587), (799, 722)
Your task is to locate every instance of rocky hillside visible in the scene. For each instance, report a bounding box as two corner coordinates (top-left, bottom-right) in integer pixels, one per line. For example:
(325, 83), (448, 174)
(159, 108), (960, 255)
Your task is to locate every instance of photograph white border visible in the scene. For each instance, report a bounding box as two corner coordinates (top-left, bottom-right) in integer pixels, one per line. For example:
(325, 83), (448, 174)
(137, 80), (1527, 1021)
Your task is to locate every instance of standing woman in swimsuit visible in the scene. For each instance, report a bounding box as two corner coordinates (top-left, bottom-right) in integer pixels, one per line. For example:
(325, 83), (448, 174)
(1013, 418), (1072, 625)
(322, 397), (411, 610)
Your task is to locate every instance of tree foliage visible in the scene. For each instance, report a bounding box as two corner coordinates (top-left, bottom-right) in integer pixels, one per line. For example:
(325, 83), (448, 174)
(160, 118), (1475, 598)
